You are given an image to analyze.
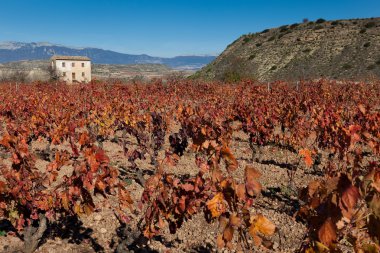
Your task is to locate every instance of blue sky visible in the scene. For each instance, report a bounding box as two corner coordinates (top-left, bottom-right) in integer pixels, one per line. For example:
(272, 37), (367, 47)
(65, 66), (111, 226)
(0, 0), (379, 57)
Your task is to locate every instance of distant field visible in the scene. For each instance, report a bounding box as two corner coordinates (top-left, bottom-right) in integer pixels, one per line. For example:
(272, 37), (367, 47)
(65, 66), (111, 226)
(0, 60), (194, 81)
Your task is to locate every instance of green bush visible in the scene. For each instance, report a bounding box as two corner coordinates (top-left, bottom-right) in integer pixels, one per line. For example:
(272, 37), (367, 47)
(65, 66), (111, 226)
(360, 28), (367, 34)
(313, 25), (324, 30)
(316, 18), (326, 24)
(248, 54), (256, 60)
(365, 22), (376, 28)
(302, 48), (311, 53)
(331, 21), (340, 26)
(367, 65), (375, 70)
(279, 25), (289, 32)
(267, 36), (275, 42)
(363, 42), (371, 48)
(342, 63), (352, 70)
(256, 43), (262, 47)
(242, 37), (251, 44)
(290, 23), (299, 29)
(270, 65), (277, 71)
(261, 29), (269, 34)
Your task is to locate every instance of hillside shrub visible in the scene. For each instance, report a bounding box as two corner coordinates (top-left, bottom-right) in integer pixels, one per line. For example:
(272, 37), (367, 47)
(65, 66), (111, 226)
(363, 42), (371, 48)
(365, 22), (376, 28)
(290, 23), (299, 29)
(342, 63), (352, 70)
(316, 18), (326, 24)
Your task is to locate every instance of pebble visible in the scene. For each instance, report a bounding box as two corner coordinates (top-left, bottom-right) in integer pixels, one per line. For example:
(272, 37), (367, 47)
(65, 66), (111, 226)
(94, 214), (102, 221)
(100, 228), (107, 234)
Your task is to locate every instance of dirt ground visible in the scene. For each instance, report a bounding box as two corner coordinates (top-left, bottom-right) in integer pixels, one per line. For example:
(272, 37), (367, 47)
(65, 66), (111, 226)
(0, 127), (322, 253)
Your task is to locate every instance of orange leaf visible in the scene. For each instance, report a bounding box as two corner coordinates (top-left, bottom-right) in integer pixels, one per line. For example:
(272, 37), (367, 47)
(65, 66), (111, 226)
(229, 213), (242, 227)
(250, 214), (275, 236)
(223, 225), (234, 242)
(206, 193), (226, 218)
(299, 149), (313, 167)
(216, 234), (225, 248)
(318, 218), (337, 247)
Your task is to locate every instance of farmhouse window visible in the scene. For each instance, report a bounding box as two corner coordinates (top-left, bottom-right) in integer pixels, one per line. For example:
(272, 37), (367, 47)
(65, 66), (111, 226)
(72, 72), (76, 80)
(82, 72), (85, 77)
(72, 62), (75, 67)
(63, 72), (66, 77)
(82, 63), (85, 67)
(62, 62), (65, 67)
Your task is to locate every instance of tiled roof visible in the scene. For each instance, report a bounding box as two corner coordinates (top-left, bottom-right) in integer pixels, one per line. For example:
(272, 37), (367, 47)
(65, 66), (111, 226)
(51, 55), (90, 61)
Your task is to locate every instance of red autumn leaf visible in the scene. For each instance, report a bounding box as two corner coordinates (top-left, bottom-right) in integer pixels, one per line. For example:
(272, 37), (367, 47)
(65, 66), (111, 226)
(181, 183), (194, 192)
(340, 185), (360, 219)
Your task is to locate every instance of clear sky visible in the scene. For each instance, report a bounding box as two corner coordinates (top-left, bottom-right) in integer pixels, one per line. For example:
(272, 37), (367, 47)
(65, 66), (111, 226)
(0, 0), (379, 57)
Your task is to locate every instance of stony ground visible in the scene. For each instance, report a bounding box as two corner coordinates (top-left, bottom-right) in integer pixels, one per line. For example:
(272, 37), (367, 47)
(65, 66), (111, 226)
(0, 128), (322, 253)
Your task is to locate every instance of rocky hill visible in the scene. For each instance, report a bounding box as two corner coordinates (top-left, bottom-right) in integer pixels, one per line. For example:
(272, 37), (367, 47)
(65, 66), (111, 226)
(194, 18), (380, 81)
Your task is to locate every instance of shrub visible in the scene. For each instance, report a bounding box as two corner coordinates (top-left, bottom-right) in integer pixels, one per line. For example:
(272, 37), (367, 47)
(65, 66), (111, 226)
(313, 25), (323, 30)
(367, 65), (375, 70)
(261, 29), (269, 34)
(376, 59), (380, 65)
(248, 54), (256, 60)
(342, 63), (352, 70)
(242, 37), (251, 44)
(270, 65), (277, 71)
(290, 23), (299, 29)
(331, 21), (340, 26)
(365, 22), (376, 28)
(360, 28), (367, 34)
(363, 42), (371, 48)
(302, 48), (311, 53)
(316, 18), (326, 24)
(267, 36), (275, 42)
(256, 43), (262, 47)
(279, 25), (289, 32)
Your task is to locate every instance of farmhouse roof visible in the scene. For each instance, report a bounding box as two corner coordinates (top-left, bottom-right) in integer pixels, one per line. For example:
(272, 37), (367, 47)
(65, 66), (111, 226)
(50, 55), (90, 61)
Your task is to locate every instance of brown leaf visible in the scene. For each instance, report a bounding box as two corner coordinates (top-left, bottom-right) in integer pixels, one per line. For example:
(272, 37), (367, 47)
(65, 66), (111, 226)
(245, 165), (262, 197)
(229, 213), (242, 227)
(221, 145), (238, 173)
(216, 234), (225, 248)
(223, 225), (234, 242)
(308, 181), (321, 197)
(340, 185), (360, 219)
(235, 183), (246, 200)
(250, 214), (275, 236)
(318, 218), (337, 247)
(358, 104), (366, 114)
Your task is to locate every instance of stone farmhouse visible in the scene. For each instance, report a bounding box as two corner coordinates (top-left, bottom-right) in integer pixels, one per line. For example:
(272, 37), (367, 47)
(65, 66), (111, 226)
(50, 55), (91, 83)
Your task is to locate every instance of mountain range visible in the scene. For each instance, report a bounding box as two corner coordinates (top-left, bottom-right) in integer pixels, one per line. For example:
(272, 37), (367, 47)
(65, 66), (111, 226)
(0, 42), (216, 70)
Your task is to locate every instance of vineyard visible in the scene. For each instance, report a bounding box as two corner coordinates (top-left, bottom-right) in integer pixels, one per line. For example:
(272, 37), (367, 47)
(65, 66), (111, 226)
(0, 79), (379, 253)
